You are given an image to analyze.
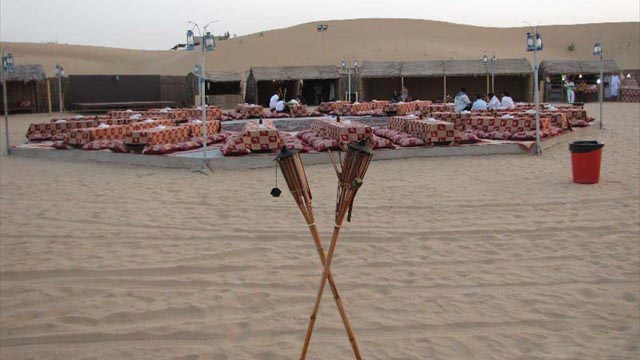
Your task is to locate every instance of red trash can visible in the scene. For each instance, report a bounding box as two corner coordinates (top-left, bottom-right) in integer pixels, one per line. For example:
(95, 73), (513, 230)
(569, 141), (604, 184)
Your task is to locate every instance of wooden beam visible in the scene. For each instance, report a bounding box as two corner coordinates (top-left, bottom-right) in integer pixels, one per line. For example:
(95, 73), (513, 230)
(486, 74), (490, 95)
(443, 75), (447, 102)
(46, 79), (52, 114)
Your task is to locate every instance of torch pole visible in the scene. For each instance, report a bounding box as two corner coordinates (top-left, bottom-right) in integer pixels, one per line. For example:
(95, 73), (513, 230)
(2, 74), (9, 155)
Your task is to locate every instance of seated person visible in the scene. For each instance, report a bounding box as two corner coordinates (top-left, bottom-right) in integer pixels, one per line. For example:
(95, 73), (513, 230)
(269, 92), (280, 110)
(487, 92), (500, 110)
(454, 88), (472, 113)
(295, 94), (307, 105)
(391, 90), (400, 103)
(275, 99), (286, 113)
(500, 91), (515, 109)
(471, 94), (487, 111)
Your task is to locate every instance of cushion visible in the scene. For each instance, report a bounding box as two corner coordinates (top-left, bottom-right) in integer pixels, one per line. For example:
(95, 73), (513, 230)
(108, 140), (129, 153)
(52, 141), (72, 150)
(458, 131), (480, 144)
(221, 136), (250, 156)
(82, 140), (111, 150)
(485, 131), (512, 140)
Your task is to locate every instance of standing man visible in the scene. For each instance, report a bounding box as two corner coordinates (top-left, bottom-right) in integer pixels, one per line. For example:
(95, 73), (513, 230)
(564, 77), (576, 104)
(610, 73), (621, 101)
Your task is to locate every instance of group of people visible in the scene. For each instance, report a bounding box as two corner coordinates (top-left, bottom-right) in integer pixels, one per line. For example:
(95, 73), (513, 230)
(453, 88), (515, 113)
(391, 87), (411, 103)
(269, 91), (306, 113)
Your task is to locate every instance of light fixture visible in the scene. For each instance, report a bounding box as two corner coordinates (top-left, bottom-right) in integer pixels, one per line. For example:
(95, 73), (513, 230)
(186, 29), (195, 51)
(596, 78), (601, 84)
(353, 60), (358, 69)
(593, 42), (602, 56)
(55, 64), (64, 77)
(492, 55), (497, 64)
(341, 60), (346, 69)
(526, 32), (534, 51)
(203, 31), (216, 51)
(316, 24), (328, 32)
(535, 33), (543, 50)
(482, 55), (488, 64)
(194, 64), (200, 75)
(627, 73), (632, 79)
(578, 74), (583, 79)
(2, 53), (14, 70)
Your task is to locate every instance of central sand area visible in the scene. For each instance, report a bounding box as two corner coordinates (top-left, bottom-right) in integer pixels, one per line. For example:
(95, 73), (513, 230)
(1, 103), (638, 359)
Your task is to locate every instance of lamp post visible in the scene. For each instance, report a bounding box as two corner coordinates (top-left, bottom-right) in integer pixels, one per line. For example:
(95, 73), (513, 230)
(186, 21), (216, 174)
(593, 41), (604, 129)
(55, 63), (64, 115)
(2, 49), (14, 155)
(341, 60), (358, 102)
(483, 52), (497, 93)
(317, 24), (328, 60)
(526, 24), (543, 155)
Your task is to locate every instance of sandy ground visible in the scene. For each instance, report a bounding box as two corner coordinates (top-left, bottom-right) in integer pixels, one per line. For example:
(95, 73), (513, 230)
(0, 103), (639, 359)
(3, 20), (639, 76)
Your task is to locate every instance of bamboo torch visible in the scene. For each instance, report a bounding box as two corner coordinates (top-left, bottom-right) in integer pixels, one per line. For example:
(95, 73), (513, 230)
(273, 146), (362, 359)
(300, 139), (374, 360)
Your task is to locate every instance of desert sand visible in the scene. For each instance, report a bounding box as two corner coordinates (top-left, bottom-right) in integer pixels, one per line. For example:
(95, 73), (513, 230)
(2, 19), (639, 77)
(0, 102), (638, 359)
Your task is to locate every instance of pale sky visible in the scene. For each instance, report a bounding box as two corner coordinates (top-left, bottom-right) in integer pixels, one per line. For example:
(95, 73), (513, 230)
(1, 0), (639, 50)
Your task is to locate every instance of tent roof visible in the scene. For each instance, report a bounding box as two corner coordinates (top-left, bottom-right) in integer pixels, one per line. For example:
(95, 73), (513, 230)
(0, 64), (47, 82)
(202, 70), (242, 82)
(539, 60), (620, 75)
(360, 58), (533, 78)
(250, 65), (340, 81)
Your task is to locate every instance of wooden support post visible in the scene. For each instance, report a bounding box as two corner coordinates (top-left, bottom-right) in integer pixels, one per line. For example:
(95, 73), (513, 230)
(486, 74), (490, 95)
(46, 79), (52, 114)
(443, 75), (447, 102)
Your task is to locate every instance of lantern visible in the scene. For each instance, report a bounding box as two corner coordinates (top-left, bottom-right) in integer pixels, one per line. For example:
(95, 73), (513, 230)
(482, 54), (488, 64)
(3, 53), (14, 70)
(593, 42), (602, 56)
(526, 32), (535, 51)
(186, 29), (195, 51)
(535, 33), (543, 50)
(204, 32), (216, 51)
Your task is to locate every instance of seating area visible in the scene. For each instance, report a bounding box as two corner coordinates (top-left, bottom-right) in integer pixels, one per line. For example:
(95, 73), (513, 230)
(23, 102), (595, 157)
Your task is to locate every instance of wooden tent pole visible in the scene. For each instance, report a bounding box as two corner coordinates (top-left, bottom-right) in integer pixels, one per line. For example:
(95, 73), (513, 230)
(46, 79), (52, 114)
(443, 74), (447, 102)
(486, 74), (490, 95)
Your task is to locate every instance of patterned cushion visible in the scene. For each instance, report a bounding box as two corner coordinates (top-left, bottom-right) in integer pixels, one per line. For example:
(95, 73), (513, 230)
(459, 131), (480, 144)
(108, 140), (129, 153)
(221, 135), (250, 156)
(485, 131), (513, 140)
(82, 140), (111, 150)
(372, 135), (395, 149)
(52, 141), (72, 150)
(143, 143), (179, 155)
(510, 131), (544, 141)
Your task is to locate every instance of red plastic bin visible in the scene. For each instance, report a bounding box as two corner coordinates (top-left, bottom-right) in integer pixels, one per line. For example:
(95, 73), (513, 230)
(569, 141), (604, 184)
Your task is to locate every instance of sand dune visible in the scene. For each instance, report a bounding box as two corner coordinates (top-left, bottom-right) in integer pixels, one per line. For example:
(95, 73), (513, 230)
(2, 19), (639, 77)
(0, 103), (638, 359)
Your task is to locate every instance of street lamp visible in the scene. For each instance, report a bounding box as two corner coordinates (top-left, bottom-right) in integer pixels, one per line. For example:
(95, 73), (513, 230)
(2, 49), (14, 155)
(526, 23), (544, 155)
(341, 60), (358, 102)
(185, 21), (217, 174)
(593, 41), (604, 130)
(482, 52), (497, 93)
(317, 24), (328, 60)
(55, 63), (65, 115)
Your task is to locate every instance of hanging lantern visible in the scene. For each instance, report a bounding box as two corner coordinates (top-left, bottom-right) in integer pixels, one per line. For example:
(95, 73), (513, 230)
(186, 29), (195, 51)
(492, 55), (497, 64)
(341, 60), (347, 69)
(593, 42), (602, 56)
(204, 32), (216, 51)
(526, 32), (535, 51)
(194, 64), (200, 75)
(3, 53), (14, 70)
(482, 54), (488, 64)
(535, 33), (543, 51)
